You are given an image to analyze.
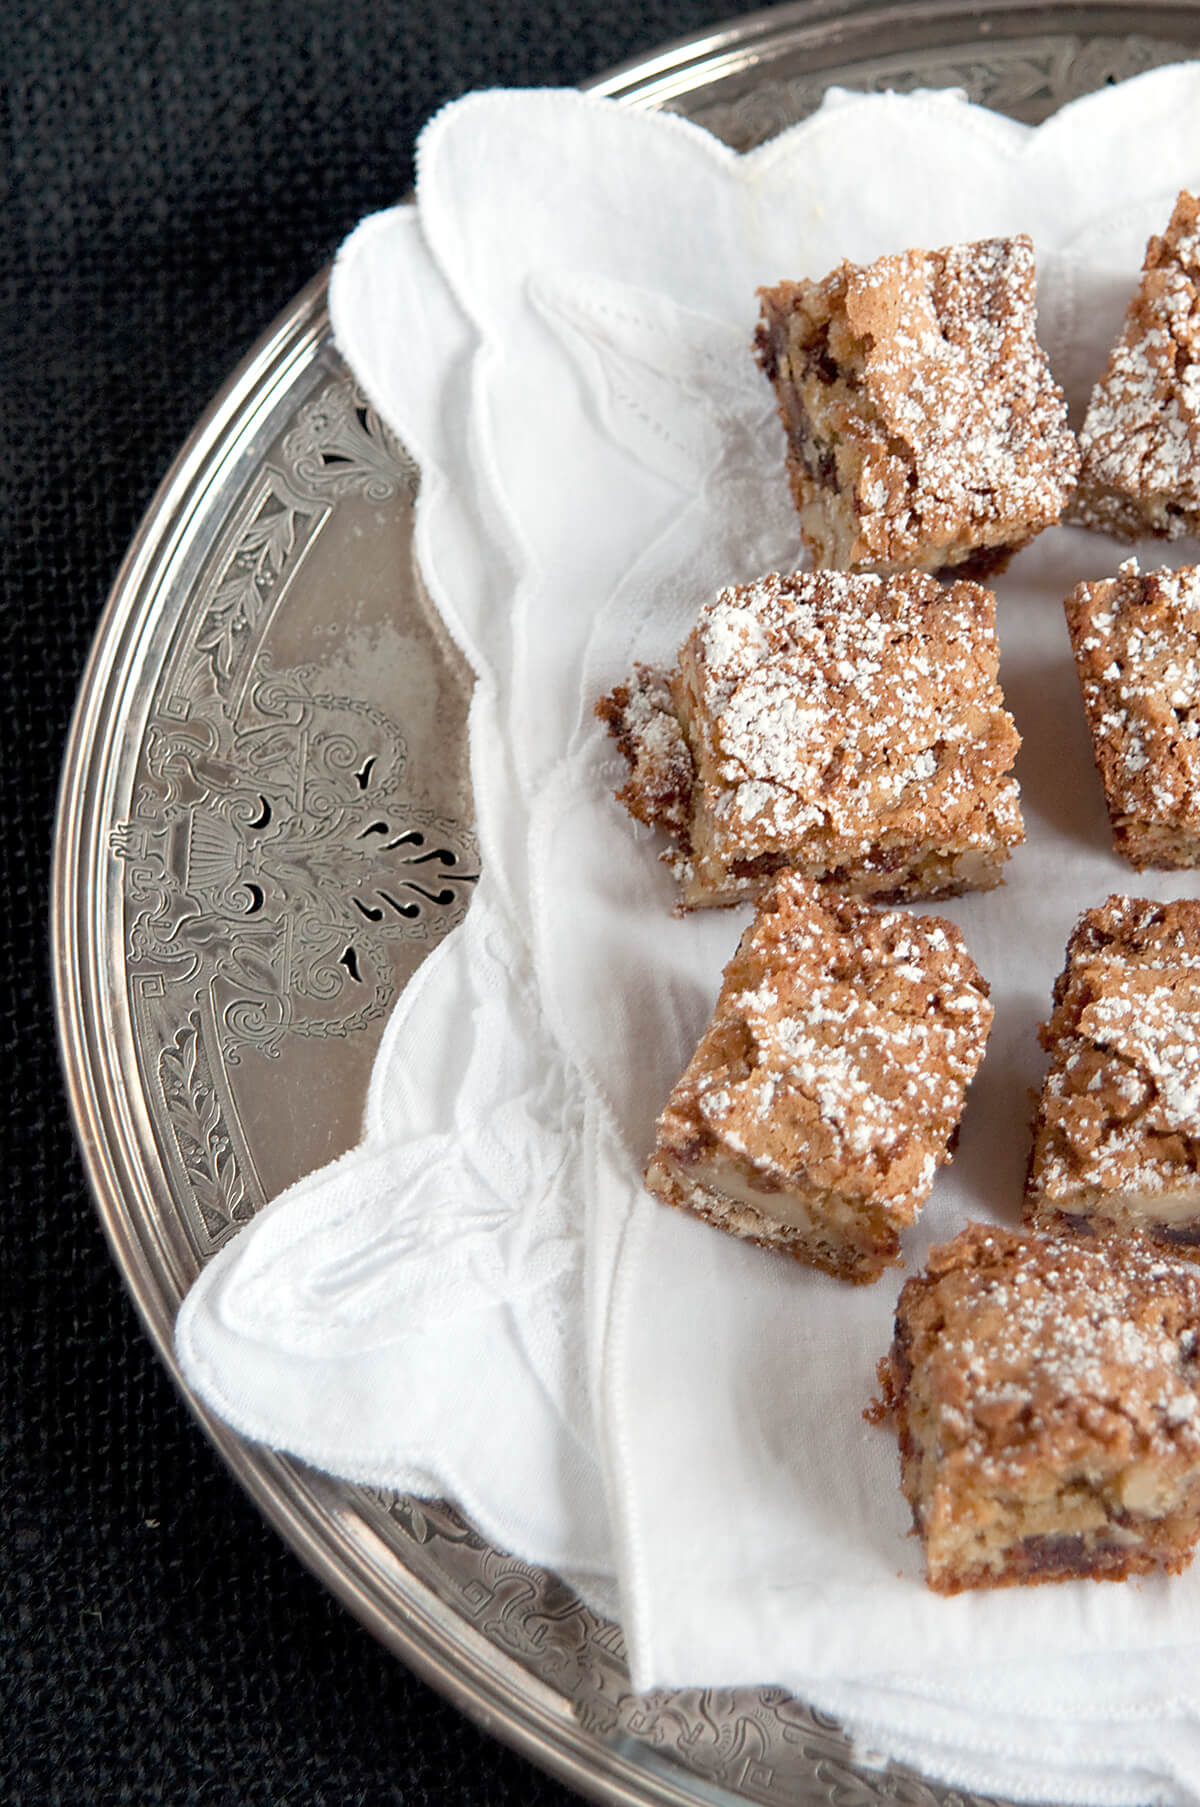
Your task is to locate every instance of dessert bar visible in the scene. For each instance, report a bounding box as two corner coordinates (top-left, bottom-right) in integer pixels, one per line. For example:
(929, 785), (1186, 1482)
(645, 873), (992, 1283)
(598, 569), (1023, 909)
(1025, 895), (1200, 1253)
(1064, 559), (1200, 868)
(874, 1223), (1200, 1592)
(754, 234), (1077, 577)
(1075, 190), (1200, 540)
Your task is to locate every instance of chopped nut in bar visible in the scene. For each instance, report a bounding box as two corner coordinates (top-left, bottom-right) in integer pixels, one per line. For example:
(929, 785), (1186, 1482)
(1065, 559), (1200, 868)
(874, 1223), (1200, 1592)
(1074, 191), (1200, 541)
(754, 235), (1078, 577)
(1025, 895), (1200, 1255)
(597, 569), (1023, 909)
(645, 874), (993, 1284)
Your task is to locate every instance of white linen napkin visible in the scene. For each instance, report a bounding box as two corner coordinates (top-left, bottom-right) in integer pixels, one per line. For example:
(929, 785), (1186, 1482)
(176, 72), (1200, 1804)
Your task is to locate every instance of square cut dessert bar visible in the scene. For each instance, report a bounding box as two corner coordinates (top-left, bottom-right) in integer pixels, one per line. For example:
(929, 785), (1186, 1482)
(754, 234), (1078, 577)
(597, 569), (1023, 909)
(1025, 895), (1200, 1254)
(1074, 190), (1200, 540)
(1065, 559), (1200, 868)
(645, 873), (993, 1284)
(874, 1223), (1200, 1592)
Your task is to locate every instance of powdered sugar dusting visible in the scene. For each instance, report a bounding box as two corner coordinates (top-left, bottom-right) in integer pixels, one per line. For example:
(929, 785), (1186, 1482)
(756, 233), (1077, 574)
(656, 874), (992, 1227)
(1065, 562), (1200, 858)
(674, 569), (1023, 900)
(1029, 896), (1200, 1206)
(855, 237), (1071, 523)
(907, 1228), (1200, 1487)
(1075, 190), (1200, 539)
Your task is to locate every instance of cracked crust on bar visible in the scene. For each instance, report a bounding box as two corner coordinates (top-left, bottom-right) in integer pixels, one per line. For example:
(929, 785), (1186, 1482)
(597, 569), (1023, 909)
(646, 874), (992, 1283)
(874, 1223), (1200, 1592)
(754, 235), (1077, 576)
(1025, 895), (1200, 1256)
(1074, 191), (1200, 540)
(1065, 559), (1200, 869)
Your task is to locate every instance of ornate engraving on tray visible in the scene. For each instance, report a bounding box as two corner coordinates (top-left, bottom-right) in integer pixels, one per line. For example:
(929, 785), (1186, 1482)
(685, 33), (1193, 149)
(282, 382), (419, 502)
(112, 369), (463, 1257)
(615, 1687), (998, 1807)
(370, 1493), (1003, 1805)
(159, 1009), (258, 1241)
(373, 1492), (633, 1733)
(115, 658), (477, 1062)
(124, 972), (265, 1255)
(194, 470), (330, 700)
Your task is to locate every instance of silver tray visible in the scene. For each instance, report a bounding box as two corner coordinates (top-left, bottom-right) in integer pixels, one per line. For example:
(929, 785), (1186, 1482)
(52, 5), (1200, 1803)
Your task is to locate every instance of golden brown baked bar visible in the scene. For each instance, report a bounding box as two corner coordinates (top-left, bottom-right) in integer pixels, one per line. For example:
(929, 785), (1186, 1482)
(754, 235), (1077, 577)
(1025, 895), (1200, 1254)
(1075, 191), (1200, 540)
(597, 569), (1023, 909)
(875, 1223), (1200, 1593)
(1065, 560), (1200, 868)
(645, 874), (992, 1283)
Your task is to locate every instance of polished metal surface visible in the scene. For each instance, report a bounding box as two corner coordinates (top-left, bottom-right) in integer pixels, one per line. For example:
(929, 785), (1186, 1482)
(52, 6), (1200, 1804)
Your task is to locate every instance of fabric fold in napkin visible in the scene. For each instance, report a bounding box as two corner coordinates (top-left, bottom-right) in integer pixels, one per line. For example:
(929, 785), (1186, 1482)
(178, 72), (1200, 1804)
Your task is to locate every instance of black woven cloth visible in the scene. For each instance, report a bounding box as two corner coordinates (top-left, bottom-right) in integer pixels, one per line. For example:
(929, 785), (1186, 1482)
(3, 4), (769, 1801)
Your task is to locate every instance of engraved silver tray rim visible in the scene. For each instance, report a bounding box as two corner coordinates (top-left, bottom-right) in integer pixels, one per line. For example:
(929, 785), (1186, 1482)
(51, 5), (1200, 1804)
(48, 149), (757, 1807)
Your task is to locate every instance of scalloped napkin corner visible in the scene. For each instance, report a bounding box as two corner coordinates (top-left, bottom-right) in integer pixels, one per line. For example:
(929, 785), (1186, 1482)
(177, 71), (1200, 1806)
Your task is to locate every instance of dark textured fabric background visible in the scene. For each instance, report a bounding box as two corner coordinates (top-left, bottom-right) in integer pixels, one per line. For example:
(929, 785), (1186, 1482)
(3, 4), (771, 1801)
